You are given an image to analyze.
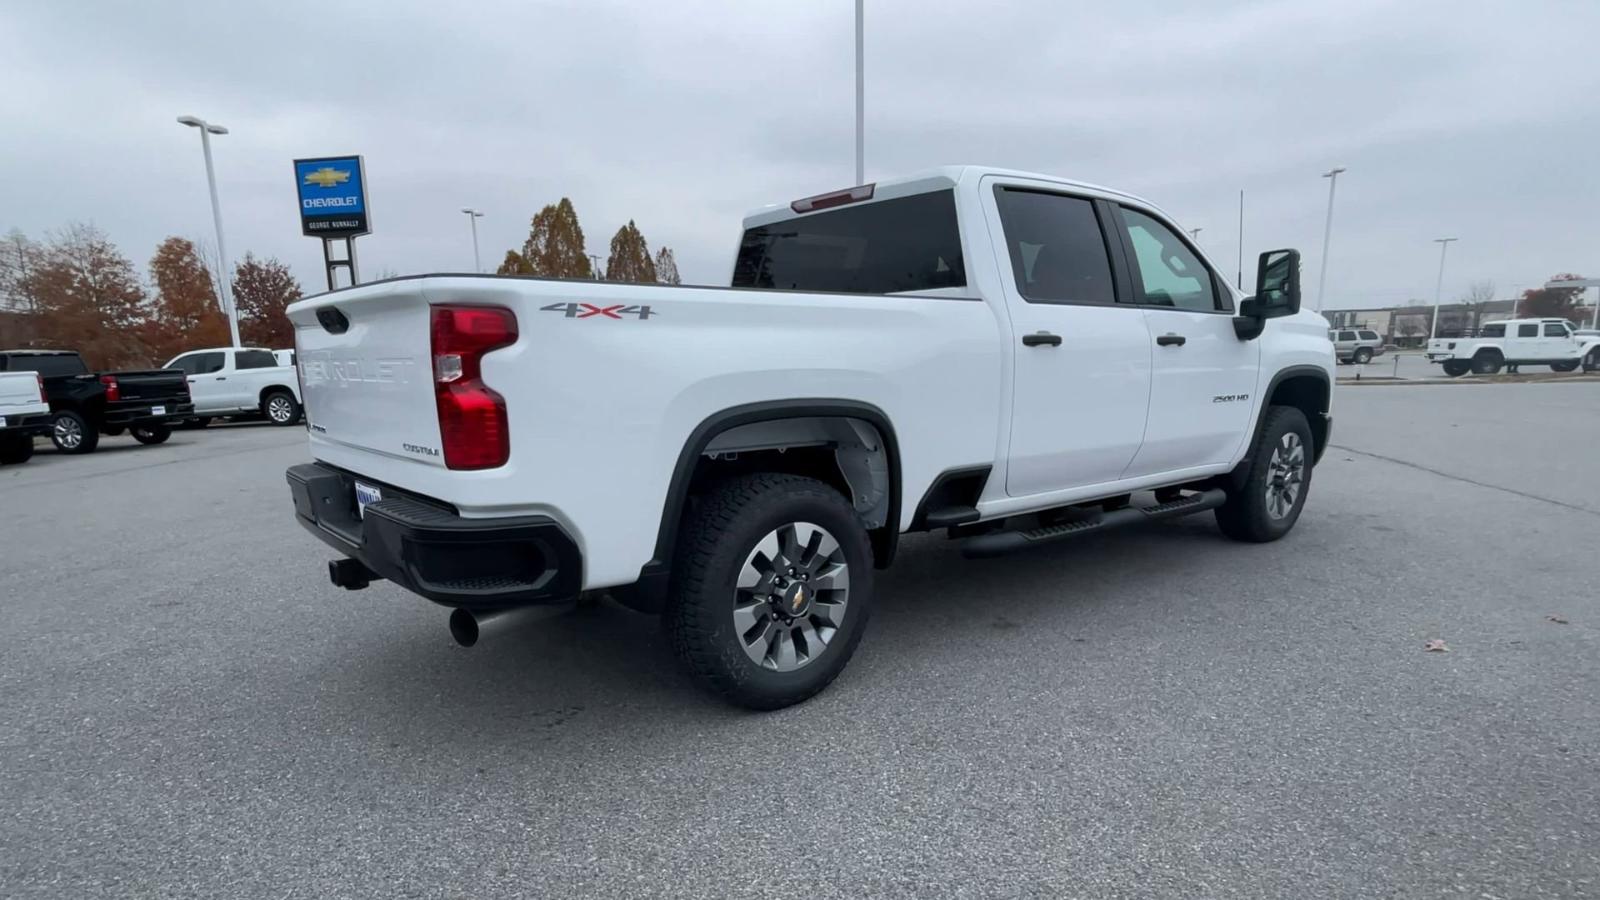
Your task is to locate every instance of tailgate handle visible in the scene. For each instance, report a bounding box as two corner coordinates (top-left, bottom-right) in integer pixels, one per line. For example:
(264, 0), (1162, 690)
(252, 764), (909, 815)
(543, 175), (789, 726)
(317, 307), (350, 334)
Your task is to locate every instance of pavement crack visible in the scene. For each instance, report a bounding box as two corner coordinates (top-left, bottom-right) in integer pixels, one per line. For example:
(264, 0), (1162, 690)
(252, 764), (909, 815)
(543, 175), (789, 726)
(1331, 443), (1600, 519)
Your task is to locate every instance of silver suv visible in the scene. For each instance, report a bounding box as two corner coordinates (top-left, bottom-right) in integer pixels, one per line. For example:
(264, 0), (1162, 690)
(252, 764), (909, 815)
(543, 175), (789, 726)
(1328, 328), (1384, 364)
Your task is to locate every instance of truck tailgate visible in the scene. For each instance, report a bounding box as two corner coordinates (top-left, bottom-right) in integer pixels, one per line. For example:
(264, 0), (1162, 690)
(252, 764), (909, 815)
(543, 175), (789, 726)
(290, 283), (444, 467)
(110, 369), (191, 401)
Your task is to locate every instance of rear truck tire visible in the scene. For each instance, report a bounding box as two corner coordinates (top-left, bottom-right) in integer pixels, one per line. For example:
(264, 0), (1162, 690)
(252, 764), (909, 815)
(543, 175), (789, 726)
(666, 472), (874, 711)
(262, 389), (301, 426)
(1441, 360), (1470, 378)
(130, 424), (171, 445)
(1550, 360), (1580, 373)
(1215, 406), (1313, 543)
(1470, 350), (1503, 375)
(0, 433), (34, 464)
(51, 410), (99, 454)
(1353, 348), (1373, 364)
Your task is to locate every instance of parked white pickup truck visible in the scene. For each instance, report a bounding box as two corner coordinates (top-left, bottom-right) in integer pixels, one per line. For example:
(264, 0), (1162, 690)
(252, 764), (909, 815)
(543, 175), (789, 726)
(283, 166), (1335, 709)
(164, 347), (303, 425)
(0, 370), (51, 464)
(1426, 318), (1600, 376)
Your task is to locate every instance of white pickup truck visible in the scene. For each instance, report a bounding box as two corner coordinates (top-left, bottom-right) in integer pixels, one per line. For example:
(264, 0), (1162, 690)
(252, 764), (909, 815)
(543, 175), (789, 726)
(1426, 318), (1600, 376)
(0, 370), (51, 465)
(284, 166), (1335, 709)
(164, 346), (303, 426)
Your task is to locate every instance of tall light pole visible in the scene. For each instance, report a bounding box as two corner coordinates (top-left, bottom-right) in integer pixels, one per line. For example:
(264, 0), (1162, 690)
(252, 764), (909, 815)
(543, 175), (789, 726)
(1315, 166), (1346, 311)
(177, 115), (240, 348)
(1430, 237), (1458, 339)
(854, 0), (864, 185)
(460, 208), (484, 273)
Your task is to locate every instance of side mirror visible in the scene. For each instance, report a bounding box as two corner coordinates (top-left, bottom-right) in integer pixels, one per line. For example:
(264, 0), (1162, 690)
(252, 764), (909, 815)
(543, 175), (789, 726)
(1235, 248), (1302, 339)
(1251, 248), (1301, 317)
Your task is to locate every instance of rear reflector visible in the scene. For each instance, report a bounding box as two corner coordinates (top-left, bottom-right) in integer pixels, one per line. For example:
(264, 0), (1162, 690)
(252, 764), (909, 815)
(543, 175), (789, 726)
(430, 305), (518, 470)
(790, 183), (875, 213)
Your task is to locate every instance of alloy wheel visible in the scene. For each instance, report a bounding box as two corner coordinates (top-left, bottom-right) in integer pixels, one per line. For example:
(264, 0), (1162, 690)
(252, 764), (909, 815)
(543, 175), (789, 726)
(54, 416), (82, 450)
(267, 396), (294, 423)
(1265, 432), (1305, 520)
(731, 521), (850, 672)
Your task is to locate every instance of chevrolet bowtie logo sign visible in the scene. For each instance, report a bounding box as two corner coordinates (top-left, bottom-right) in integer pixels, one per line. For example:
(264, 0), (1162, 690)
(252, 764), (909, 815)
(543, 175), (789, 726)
(302, 167), (351, 189)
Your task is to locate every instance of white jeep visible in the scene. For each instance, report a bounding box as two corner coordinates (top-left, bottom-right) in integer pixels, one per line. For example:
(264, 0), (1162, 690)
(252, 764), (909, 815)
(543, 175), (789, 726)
(1426, 318), (1600, 377)
(282, 166), (1336, 709)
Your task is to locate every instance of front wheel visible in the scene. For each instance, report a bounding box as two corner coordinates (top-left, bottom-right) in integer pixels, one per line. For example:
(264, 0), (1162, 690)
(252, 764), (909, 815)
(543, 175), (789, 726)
(131, 424), (171, 445)
(1215, 406), (1313, 543)
(262, 390), (301, 426)
(666, 473), (874, 710)
(51, 411), (99, 454)
(1441, 360), (1470, 378)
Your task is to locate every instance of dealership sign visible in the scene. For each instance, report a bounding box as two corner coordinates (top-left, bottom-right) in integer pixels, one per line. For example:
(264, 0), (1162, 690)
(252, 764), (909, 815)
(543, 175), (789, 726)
(294, 156), (370, 237)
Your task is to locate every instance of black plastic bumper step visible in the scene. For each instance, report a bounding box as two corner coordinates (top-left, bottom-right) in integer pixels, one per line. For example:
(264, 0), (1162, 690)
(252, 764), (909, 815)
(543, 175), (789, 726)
(960, 488), (1227, 558)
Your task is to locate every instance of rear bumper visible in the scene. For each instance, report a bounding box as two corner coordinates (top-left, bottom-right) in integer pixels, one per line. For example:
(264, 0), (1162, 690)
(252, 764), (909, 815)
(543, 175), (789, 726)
(285, 462), (582, 610)
(2, 412), (53, 437)
(103, 402), (194, 426)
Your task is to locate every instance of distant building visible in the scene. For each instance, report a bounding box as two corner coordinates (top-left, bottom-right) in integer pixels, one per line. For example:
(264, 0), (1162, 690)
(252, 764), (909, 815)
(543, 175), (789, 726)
(1324, 299), (1528, 347)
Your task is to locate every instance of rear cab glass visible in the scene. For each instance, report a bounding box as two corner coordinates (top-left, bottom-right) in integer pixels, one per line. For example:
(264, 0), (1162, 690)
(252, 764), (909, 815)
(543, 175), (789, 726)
(732, 190), (965, 294)
(3, 353), (86, 377)
(235, 349), (277, 369)
(1480, 323), (1505, 337)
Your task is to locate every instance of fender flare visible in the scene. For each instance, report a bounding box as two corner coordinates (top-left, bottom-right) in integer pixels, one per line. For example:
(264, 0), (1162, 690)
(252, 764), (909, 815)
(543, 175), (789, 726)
(1229, 365), (1331, 487)
(614, 399), (902, 614)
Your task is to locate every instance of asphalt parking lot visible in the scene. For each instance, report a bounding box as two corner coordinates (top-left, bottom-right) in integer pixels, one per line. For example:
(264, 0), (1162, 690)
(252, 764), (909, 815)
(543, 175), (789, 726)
(4, 385), (1598, 899)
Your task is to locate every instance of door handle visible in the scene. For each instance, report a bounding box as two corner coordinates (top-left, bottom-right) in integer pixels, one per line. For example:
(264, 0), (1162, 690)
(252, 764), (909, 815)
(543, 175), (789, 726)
(1022, 332), (1062, 347)
(1156, 333), (1187, 347)
(216, 376), (227, 381)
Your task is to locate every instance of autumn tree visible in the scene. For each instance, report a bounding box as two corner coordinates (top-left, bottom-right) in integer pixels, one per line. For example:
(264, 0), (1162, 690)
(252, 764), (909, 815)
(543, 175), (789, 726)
(146, 236), (229, 360)
(505, 198), (592, 278)
(496, 250), (536, 276)
(654, 246), (681, 285)
(233, 253), (302, 348)
(1519, 274), (1586, 321)
(21, 224), (152, 368)
(1458, 280), (1495, 332)
(605, 220), (656, 283)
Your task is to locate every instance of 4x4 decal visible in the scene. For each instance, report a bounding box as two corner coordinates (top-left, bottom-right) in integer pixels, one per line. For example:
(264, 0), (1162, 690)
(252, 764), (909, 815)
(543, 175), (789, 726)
(540, 302), (656, 320)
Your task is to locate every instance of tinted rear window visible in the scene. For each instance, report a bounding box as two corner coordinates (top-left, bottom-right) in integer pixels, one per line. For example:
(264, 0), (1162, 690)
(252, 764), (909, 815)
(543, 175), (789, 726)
(1480, 323), (1505, 337)
(235, 350), (277, 369)
(1358, 331), (1379, 341)
(732, 190), (966, 294)
(4, 354), (85, 376)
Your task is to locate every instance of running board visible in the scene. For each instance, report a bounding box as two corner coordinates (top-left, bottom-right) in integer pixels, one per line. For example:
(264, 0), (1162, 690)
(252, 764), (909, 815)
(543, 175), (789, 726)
(960, 488), (1228, 559)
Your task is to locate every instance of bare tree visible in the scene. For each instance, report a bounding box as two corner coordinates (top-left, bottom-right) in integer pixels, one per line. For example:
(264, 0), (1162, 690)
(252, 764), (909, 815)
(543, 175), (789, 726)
(1459, 280), (1495, 332)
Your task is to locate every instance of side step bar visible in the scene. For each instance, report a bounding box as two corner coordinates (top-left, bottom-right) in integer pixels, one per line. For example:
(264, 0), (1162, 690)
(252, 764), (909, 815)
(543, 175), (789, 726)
(960, 488), (1228, 559)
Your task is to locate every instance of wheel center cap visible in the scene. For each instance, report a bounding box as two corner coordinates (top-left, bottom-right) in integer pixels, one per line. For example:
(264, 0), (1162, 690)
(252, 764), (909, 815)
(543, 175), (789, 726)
(778, 581), (812, 618)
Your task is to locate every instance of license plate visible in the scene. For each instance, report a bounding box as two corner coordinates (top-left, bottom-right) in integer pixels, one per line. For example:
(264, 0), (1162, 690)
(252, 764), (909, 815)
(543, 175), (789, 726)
(354, 482), (382, 518)
(151, 405), (166, 416)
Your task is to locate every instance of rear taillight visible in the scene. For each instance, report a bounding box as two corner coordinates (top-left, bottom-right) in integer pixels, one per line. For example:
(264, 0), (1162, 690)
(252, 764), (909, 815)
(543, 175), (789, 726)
(99, 375), (120, 402)
(430, 305), (517, 470)
(35, 373), (44, 398)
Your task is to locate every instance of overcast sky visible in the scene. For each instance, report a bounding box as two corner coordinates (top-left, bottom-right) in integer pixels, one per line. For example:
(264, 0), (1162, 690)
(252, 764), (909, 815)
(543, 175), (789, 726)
(3, 0), (1597, 309)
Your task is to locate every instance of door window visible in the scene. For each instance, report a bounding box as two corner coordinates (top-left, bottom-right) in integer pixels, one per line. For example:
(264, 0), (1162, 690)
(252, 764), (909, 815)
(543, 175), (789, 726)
(192, 352), (225, 374)
(1544, 323), (1569, 338)
(993, 189), (1115, 305)
(1119, 208), (1221, 312)
(1517, 324), (1538, 338)
(235, 349), (277, 369)
(1338, 331), (1357, 342)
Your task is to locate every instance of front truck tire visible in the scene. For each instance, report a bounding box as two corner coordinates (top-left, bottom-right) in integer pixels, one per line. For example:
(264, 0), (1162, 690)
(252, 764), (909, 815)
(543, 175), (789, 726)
(666, 473), (874, 710)
(1215, 406), (1314, 543)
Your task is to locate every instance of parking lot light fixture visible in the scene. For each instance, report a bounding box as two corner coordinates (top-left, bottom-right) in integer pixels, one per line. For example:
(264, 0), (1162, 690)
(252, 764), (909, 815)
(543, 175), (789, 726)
(177, 115), (240, 348)
(1430, 237), (1458, 339)
(1315, 167), (1346, 310)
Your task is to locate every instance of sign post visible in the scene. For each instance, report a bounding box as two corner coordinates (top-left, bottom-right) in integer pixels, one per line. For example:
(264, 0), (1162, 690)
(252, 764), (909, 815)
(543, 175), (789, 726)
(294, 156), (370, 291)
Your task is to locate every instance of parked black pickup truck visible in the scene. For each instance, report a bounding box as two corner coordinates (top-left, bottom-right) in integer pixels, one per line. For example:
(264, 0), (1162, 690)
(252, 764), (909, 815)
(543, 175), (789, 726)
(0, 350), (193, 454)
